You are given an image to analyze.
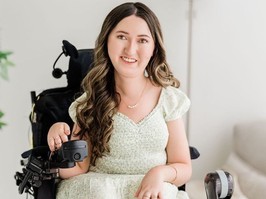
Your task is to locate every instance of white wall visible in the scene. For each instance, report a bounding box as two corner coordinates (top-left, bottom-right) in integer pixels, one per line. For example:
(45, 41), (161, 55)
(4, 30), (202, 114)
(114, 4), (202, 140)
(189, 0), (266, 179)
(0, 0), (189, 198)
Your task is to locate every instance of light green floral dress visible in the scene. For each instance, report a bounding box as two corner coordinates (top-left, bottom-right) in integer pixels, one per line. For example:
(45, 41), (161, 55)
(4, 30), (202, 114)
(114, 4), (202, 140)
(56, 86), (191, 199)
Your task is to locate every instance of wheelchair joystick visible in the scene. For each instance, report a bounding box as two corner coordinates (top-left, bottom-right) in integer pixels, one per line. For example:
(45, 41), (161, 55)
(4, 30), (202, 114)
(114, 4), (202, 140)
(204, 170), (234, 199)
(14, 140), (88, 196)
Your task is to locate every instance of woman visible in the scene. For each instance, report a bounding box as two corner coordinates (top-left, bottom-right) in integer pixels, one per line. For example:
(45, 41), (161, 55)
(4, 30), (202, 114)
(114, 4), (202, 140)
(48, 2), (192, 199)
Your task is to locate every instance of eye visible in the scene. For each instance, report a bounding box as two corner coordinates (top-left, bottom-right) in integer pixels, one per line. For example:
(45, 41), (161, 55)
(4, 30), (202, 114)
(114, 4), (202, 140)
(117, 35), (127, 40)
(138, 38), (148, 44)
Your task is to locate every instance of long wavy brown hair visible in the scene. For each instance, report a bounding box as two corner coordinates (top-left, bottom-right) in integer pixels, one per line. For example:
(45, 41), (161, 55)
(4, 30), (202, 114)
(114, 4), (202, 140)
(75, 2), (180, 166)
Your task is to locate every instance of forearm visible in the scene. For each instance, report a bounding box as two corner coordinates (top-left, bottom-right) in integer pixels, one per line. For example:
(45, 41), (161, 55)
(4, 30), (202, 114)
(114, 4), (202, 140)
(164, 119), (192, 186)
(59, 124), (91, 179)
(59, 159), (89, 179)
(152, 163), (192, 187)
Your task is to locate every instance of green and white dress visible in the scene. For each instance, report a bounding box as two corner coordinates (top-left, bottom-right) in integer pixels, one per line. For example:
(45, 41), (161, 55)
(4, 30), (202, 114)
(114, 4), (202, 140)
(56, 86), (191, 199)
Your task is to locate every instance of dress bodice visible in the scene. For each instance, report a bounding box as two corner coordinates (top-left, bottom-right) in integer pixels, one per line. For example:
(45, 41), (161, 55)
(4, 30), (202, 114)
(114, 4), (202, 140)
(69, 86), (191, 174)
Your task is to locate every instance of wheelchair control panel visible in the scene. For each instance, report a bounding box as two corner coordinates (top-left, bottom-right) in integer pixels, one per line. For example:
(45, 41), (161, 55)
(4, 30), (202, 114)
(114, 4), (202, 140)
(14, 140), (88, 195)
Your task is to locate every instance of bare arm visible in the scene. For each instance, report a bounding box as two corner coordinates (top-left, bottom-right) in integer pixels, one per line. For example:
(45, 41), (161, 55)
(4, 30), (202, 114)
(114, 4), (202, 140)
(135, 118), (192, 198)
(158, 118), (192, 186)
(47, 122), (91, 179)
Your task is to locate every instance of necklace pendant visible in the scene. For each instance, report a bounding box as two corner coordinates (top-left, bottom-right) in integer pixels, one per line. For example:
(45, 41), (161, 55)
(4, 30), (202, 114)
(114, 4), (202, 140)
(127, 104), (138, 109)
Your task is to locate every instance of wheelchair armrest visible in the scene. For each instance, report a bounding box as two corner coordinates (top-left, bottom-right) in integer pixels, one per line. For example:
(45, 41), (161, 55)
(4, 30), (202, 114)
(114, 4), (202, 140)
(204, 170), (234, 199)
(190, 146), (200, 160)
(178, 146), (200, 191)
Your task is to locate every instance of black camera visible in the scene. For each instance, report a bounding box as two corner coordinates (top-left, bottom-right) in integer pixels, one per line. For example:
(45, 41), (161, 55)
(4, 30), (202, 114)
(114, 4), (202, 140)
(14, 140), (88, 196)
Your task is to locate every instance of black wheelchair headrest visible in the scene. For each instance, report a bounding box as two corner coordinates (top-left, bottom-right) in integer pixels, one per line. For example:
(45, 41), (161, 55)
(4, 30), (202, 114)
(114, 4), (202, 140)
(67, 48), (94, 89)
(52, 40), (94, 89)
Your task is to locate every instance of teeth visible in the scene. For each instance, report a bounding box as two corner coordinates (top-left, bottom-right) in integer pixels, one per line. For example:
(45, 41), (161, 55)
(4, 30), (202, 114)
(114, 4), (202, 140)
(122, 56), (136, 63)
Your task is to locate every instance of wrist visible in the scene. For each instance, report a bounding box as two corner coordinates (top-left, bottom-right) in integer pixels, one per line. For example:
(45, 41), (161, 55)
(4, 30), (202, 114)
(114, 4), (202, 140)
(154, 164), (179, 184)
(150, 165), (176, 183)
(149, 165), (163, 175)
(168, 165), (178, 183)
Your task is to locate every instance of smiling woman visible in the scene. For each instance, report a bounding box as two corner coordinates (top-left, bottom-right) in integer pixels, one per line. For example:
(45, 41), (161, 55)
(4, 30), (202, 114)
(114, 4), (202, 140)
(47, 2), (192, 199)
(0, 1), (190, 198)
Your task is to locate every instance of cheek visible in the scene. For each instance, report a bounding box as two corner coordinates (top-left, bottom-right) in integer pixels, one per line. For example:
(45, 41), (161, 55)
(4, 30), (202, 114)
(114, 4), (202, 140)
(107, 41), (117, 61)
(141, 47), (154, 61)
(108, 40), (124, 59)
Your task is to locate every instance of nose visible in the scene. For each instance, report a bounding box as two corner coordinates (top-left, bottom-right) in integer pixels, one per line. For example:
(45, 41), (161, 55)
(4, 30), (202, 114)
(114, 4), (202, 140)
(124, 40), (137, 56)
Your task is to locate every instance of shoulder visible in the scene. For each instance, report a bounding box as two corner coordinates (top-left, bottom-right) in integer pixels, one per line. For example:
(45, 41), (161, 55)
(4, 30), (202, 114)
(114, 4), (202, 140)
(162, 86), (190, 105)
(161, 86), (191, 121)
(68, 92), (87, 122)
(163, 86), (188, 98)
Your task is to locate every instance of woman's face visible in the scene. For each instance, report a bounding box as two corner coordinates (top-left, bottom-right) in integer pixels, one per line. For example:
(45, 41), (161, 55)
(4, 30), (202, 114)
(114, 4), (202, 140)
(107, 15), (155, 79)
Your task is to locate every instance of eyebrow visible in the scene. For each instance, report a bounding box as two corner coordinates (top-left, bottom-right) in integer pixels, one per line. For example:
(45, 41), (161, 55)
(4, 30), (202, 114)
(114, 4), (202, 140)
(115, 30), (151, 38)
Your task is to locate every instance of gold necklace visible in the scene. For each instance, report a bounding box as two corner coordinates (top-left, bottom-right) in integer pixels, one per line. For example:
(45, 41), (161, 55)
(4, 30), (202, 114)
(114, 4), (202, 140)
(122, 79), (148, 109)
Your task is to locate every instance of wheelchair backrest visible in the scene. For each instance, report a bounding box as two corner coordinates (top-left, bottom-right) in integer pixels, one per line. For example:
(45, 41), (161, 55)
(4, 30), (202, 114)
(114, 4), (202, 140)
(30, 46), (94, 147)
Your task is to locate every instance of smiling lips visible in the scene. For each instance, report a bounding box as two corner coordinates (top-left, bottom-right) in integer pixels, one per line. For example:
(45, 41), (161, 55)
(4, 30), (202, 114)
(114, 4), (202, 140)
(121, 56), (137, 63)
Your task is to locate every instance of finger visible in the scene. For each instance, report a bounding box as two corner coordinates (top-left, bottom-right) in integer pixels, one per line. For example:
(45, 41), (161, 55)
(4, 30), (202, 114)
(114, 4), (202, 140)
(55, 141), (62, 150)
(59, 123), (70, 143)
(151, 194), (158, 199)
(54, 136), (62, 145)
(62, 123), (71, 135)
(158, 192), (164, 199)
(48, 137), (56, 151)
(134, 185), (141, 197)
(138, 191), (151, 199)
(54, 136), (63, 150)
(141, 194), (150, 199)
(59, 133), (69, 143)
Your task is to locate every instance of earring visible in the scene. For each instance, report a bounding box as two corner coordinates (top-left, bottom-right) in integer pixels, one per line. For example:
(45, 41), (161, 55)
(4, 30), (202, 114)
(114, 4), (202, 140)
(144, 69), (149, 77)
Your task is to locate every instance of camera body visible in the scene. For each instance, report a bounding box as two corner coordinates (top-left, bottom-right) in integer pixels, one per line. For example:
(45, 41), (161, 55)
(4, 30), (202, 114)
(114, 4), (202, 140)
(15, 140), (88, 195)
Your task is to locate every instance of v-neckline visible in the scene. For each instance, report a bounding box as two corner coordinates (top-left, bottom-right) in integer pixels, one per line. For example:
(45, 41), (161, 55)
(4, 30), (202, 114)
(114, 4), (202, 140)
(116, 87), (165, 126)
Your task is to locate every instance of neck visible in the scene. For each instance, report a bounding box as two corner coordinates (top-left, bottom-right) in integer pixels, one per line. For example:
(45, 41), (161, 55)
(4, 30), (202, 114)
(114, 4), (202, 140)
(116, 76), (148, 109)
(116, 77), (148, 98)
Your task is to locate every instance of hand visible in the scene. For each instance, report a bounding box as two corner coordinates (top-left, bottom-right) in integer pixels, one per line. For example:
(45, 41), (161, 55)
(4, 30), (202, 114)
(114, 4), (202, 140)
(47, 122), (71, 151)
(135, 167), (165, 199)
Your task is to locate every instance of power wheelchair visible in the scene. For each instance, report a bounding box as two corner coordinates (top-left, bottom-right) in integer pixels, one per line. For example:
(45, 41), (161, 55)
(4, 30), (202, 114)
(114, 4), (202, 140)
(14, 40), (234, 199)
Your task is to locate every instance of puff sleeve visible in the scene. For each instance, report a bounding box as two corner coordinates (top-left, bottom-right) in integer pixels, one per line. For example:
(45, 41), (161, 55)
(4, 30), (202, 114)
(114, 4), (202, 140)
(162, 86), (191, 122)
(68, 92), (87, 123)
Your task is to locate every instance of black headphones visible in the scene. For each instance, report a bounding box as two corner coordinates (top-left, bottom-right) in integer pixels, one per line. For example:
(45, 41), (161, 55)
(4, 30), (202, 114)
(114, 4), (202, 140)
(52, 40), (78, 79)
